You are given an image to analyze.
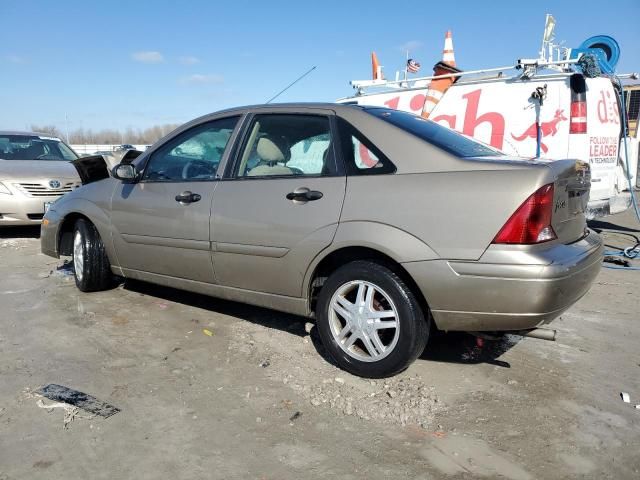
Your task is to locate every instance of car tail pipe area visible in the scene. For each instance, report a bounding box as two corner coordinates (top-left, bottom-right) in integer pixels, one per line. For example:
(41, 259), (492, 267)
(471, 328), (557, 342)
(514, 328), (557, 341)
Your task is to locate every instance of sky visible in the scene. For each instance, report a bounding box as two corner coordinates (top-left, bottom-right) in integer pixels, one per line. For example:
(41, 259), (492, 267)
(1, 0), (639, 132)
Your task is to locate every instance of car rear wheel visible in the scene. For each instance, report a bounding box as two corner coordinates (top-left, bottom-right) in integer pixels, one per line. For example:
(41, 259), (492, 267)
(72, 219), (113, 292)
(316, 260), (429, 378)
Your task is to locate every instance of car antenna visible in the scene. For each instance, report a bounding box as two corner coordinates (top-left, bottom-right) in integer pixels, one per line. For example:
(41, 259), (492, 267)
(265, 66), (317, 104)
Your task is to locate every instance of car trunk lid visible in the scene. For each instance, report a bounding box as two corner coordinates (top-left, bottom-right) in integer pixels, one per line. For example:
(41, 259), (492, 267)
(548, 159), (591, 244)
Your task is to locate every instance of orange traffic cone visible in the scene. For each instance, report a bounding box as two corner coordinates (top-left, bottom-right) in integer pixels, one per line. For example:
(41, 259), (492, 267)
(421, 31), (462, 119)
(442, 30), (456, 67)
(371, 52), (383, 80)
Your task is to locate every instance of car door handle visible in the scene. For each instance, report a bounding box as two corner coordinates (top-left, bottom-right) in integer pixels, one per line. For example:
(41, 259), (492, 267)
(286, 187), (323, 202)
(175, 191), (201, 204)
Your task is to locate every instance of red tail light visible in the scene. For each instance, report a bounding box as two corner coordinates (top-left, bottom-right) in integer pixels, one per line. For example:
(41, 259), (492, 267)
(570, 100), (587, 134)
(492, 184), (557, 244)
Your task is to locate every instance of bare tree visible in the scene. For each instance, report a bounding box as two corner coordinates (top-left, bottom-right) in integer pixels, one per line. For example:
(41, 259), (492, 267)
(62, 124), (180, 144)
(29, 124), (180, 144)
(30, 125), (64, 138)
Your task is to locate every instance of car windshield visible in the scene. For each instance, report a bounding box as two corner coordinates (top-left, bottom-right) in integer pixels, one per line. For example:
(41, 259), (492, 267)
(0, 135), (78, 161)
(366, 108), (502, 158)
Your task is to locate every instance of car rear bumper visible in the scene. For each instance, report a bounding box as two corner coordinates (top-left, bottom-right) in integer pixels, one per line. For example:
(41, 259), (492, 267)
(402, 230), (603, 331)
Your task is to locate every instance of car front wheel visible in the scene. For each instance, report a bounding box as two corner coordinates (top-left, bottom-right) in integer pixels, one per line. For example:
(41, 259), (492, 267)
(316, 260), (429, 378)
(72, 219), (113, 292)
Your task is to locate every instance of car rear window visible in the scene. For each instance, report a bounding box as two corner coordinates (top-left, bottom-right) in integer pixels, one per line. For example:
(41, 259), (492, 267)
(366, 108), (502, 158)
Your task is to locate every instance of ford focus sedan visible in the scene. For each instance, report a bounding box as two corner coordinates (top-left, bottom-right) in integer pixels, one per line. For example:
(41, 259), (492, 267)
(40, 104), (603, 377)
(0, 131), (81, 225)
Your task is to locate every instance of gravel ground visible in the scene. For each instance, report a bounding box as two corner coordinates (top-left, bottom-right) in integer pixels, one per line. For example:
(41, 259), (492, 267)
(0, 210), (639, 479)
(229, 320), (442, 427)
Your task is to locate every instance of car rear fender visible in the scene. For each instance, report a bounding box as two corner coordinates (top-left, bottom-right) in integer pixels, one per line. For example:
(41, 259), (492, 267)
(302, 221), (438, 302)
(331, 221), (439, 262)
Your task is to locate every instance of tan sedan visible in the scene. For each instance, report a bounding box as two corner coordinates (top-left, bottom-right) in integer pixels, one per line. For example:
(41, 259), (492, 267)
(41, 104), (602, 377)
(0, 131), (81, 225)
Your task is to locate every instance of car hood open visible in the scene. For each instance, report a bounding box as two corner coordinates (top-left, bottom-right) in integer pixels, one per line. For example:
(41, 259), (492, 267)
(72, 149), (143, 185)
(71, 155), (110, 185)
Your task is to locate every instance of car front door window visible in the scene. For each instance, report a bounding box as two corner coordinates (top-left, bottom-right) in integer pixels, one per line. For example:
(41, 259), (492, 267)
(143, 116), (239, 182)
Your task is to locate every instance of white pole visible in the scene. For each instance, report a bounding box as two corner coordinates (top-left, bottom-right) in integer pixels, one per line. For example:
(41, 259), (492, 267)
(404, 50), (408, 83)
(539, 14), (549, 61)
(65, 113), (69, 143)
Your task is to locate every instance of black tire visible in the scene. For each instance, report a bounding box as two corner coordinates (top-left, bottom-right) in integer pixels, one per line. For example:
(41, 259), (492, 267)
(316, 260), (429, 378)
(72, 219), (113, 292)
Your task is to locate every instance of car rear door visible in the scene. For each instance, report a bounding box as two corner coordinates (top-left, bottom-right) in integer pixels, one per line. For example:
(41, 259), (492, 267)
(110, 116), (241, 282)
(211, 111), (346, 297)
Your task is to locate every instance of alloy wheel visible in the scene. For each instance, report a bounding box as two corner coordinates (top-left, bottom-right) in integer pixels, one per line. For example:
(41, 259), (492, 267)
(328, 280), (400, 362)
(73, 230), (84, 282)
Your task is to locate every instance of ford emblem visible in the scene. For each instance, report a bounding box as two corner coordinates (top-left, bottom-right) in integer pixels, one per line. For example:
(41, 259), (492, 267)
(49, 180), (61, 189)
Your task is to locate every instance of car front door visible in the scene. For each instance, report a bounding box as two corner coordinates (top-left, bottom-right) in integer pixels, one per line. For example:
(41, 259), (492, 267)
(110, 116), (241, 283)
(211, 112), (346, 297)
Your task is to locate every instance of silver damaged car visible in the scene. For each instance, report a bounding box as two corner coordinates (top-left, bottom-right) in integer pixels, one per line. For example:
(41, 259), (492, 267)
(0, 131), (81, 225)
(40, 104), (603, 377)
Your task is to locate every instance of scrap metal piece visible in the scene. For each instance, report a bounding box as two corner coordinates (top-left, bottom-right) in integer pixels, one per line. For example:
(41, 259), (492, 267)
(603, 256), (631, 267)
(35, 384), (120, 418)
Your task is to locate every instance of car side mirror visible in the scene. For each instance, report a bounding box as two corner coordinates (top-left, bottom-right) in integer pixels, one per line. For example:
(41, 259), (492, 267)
(112, 163), (138, 182)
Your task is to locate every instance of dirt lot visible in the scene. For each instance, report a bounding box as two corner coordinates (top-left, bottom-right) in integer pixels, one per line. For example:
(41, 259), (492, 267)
(1, 211), (639, 480)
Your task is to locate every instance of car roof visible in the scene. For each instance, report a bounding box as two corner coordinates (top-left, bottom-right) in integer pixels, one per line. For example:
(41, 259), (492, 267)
(202, 102), (368, 117)
(176, 102), (378, 132)
(0, 130), (61, 138)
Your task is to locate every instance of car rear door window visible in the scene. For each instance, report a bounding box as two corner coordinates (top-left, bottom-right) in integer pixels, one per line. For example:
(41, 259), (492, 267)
(337, 118), (395, 175)
(143, 116), (239, 182)
(235, 114), (338, 178)
(352, 136), (381, 170)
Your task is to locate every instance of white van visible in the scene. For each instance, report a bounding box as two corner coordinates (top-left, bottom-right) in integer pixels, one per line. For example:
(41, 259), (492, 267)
(338, 26), (637, 217)
(341, 73), (630, 216)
